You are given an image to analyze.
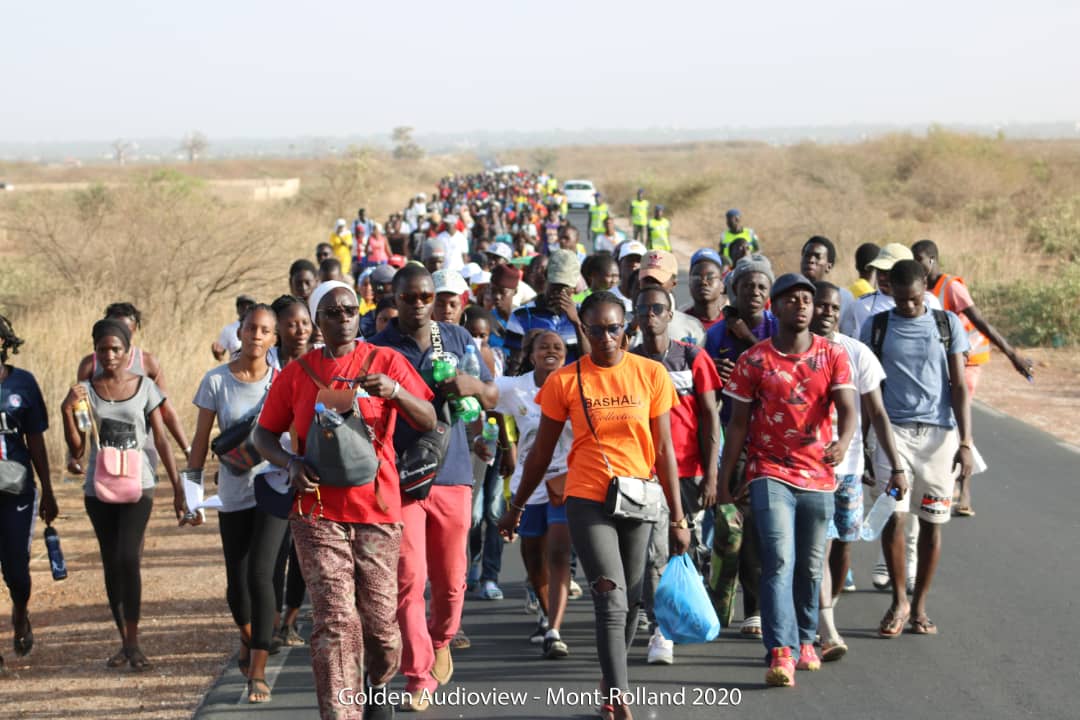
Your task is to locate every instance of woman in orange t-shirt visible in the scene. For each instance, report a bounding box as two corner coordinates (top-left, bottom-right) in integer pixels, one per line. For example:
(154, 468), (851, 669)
(499, 291), (690, 720)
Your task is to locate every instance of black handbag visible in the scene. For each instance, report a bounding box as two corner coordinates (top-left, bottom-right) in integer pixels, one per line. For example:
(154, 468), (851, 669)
(210, 369), (275, 474)
(576, 360), (663, 523)
(396, 323), (453, 501)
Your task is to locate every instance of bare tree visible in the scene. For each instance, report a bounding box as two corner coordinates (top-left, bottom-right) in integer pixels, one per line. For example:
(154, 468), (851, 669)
(112, 139), (133, 165)
(179, 131), (209, 163)
(297, 147), (374, 219)
(392, 126), (424, 160)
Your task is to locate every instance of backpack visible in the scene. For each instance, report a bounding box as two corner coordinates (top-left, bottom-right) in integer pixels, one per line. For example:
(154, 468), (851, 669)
(868, 309), (951, 360)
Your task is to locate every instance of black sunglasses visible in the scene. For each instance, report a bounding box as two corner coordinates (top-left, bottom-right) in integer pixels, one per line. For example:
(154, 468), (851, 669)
(321, 305), (359, 320)
(585, 323), (624, 338)
(635, 303), (670, 318)
(400, 291), (435, 305)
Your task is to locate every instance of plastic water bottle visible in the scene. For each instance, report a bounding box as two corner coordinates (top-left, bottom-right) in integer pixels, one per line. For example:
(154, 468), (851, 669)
(314, 402), (345, 429)
(461, 345), (483, 378)
(456, 347), (483, 422)
(482, 416), (500, 464)
(74, 399), (92, 432)
(44, 526), (68, 581)
(860, 487), (901, 542)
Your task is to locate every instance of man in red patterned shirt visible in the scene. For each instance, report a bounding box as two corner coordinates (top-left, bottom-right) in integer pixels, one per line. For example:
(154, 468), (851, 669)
(719, 273), (857, 688)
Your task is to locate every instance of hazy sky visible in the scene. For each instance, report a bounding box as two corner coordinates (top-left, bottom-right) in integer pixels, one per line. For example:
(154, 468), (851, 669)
(4, 0), (1079, 142)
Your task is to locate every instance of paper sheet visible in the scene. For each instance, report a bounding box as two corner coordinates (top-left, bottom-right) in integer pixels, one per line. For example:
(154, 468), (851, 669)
(182, 473), (223, 512)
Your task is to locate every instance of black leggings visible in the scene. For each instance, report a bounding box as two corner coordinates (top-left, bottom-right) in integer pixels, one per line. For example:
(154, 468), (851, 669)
(0, 491), (36, 607)
(85, 492), (153, 630)
(218, 508), (259, 629)
(275, 527), (306, 612)
(248, 508), (289, 651)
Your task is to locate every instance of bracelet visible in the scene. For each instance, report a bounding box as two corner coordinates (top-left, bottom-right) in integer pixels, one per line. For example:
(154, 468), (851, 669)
(510, 502), (526, 513)
(890, 468), (905, 475)
(959, 441), (973, 450)
(389, 381), (401, 400)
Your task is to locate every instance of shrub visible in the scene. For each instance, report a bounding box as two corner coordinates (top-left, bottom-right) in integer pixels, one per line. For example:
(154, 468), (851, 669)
(1027, 196), (1080, 260)
(980, 265), (1080, 347)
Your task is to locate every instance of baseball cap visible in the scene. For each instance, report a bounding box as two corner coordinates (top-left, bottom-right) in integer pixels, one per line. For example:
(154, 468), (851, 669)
(639, 250), (678, 284)
(471, 270), (492, 287)
(370, 264), (396, 285)
(547, 249), (581, 288)
(867, 243), (914, 271)
(491, 264), (521, 290)
(690, 248), (725, 271)
(617, 241), (648, 261)
(726, 209), (741, 218)
(485, 242), (512, 261)
(335, 218), (347, 228)
(770, 273), (816, 302)
(461, 262), (482, 282)
(433, 269), (469, 296)
(421, 237), (447, 261)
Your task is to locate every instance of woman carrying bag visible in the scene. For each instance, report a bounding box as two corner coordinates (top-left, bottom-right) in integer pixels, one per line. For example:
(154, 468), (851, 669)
(61, 319), (183, 672)
(498, 291), (690, 720)
(253, 281), (436, 720)
(185, 302), (278, 703)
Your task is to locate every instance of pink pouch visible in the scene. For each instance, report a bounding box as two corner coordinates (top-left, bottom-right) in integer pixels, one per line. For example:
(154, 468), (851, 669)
(93, 447), (144, 504)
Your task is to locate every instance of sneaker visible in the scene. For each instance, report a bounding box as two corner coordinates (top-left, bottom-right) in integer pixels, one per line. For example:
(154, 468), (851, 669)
(466, 563), (481, 593)
(796, 643), (821, 671)
(646, 630), (674, 665)
(478, 580), (504, 601)
(568, 579), (583, 599)
(364, 689), (396, 720)
(529, 617), (550, 645)
(843, 569), (856, 593)
(450, 628), (471, 650)
(542, 634), (569, 659)
(524, 587), (540, 615)
(765, 647), (796, 687)
(871, 563), (892, 591)
(636, 609), (651, 633)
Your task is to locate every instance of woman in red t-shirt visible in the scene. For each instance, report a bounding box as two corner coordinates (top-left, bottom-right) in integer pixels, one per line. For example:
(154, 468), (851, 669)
(254, 281), (435, 719)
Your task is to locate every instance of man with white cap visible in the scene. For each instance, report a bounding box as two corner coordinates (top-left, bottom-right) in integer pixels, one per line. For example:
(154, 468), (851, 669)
(329, 218), (354, 277)
(433, 269), (469, 325)
(612, 240), (647, 312)
(437, 215), (468, 273)
(848, 243), (942, 337)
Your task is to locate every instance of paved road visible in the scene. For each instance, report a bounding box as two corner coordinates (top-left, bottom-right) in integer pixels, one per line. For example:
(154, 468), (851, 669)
(194, 403), (1079, 720)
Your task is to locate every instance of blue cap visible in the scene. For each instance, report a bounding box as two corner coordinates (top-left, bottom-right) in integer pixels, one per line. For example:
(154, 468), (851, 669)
(726, 208), (741, 218)
(691, 248), (725, 270)
(656, 204), (665, 211)
(770, 273), (816, 301)
(637, 187), (645, 193)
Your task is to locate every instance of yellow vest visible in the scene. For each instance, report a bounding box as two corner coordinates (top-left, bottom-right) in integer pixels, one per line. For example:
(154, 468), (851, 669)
(720, 229), (758, 259)
(648, 217), (671, 251)
(631, 199), (649, 226)
(589, 203), (609, 233)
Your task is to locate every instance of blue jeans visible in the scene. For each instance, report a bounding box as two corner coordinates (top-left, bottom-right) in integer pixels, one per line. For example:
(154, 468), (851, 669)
(750, 478), (833, 664)
(469, 450), (505, 582)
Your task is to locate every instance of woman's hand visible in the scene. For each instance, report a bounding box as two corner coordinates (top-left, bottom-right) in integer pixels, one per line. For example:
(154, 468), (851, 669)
(289, 457), (321, 493)
(66, 455), (85, 476)
(61, 384), (88, 412)
(38, 490), (59, 524)
(669, 526), (691, 556)
(172, 491), (186, 523)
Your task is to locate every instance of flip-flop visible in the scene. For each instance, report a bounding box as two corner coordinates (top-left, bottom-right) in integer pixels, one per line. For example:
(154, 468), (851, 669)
(247, 677), (272, 704)
(106, 648), (128, 668)
(13, 616), (33, 657)
(910, 615), (939, 635)
(879, 608), (909, 638)
(953, 505), (976, 518)
(127, 647), (153, 672)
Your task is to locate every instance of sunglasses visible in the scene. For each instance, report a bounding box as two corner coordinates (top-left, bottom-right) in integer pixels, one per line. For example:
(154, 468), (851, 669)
(400, 291), (435, 305)
(321, 305), (359, 320)
(585, 323), (624, 338)
(635, 303), (670, 317)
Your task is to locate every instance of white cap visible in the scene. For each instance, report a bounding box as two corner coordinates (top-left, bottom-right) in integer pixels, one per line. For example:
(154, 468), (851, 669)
(471, 270), (492, 287)
(461, 262), (482, 282)
(485, 242), (512, 261)
(335, 218), (347, 228)
(432, 269), (469, 296)
(617, 240), (648, 260)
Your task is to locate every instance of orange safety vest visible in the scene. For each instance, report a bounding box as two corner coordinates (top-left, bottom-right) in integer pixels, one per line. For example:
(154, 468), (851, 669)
(932, 274), (990, 365)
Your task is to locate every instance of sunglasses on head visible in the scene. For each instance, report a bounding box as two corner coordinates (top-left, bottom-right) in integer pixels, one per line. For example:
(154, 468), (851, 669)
(585, 323), (624, 338)
(321, 305), (359, 320)
(635, 303), (670, 317)
(400, 291), (435, 305)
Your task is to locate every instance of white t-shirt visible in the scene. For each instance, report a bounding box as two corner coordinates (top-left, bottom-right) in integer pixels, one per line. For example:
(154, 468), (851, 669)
(830, 333), (886, 476)
(849, 290), (942, 337)
(494, 373), (574, 506)
(438, 230), (469, 272)
(217, 321), (242, 356)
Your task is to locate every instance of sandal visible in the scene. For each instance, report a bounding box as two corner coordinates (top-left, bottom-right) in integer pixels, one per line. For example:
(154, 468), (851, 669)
(878, 607), (909, 639)
(909, 615), (939, 635)
(13, 615), (33, 657)
(106, 647), (129, 668)
(953, 505), (976, 518)
(247, 676), (272, 704)
(740, 615), (762, 637)
(127, 646), (153, 672)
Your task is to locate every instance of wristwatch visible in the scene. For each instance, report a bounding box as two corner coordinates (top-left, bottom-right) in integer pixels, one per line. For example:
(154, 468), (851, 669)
(670, 516), (689, 530)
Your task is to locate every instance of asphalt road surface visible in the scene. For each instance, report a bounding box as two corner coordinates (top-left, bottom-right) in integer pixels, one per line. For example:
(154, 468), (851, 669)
(193, 401), (1079, 720)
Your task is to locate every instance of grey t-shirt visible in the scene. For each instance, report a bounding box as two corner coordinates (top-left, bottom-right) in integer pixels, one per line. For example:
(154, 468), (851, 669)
(193, 364), (275, 512)
(83, 377), (165, 497)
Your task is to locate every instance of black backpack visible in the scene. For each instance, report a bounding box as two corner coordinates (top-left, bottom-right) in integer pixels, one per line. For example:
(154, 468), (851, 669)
(868, 308), (952, 361)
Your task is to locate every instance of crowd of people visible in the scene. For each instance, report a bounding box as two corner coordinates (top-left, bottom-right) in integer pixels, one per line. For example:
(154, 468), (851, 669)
(0, 166), (1035, 719)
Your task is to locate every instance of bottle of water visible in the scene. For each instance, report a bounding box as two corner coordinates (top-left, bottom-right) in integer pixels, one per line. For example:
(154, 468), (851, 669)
(74, 399), (92, 432)
(456, 346), (483, 423)
(314, 402), (345, 429)
(482, 416), (500, 464)
(860, 487), (901, 542)
(461, 345), (483, 378)
(44, 526), (68, 581)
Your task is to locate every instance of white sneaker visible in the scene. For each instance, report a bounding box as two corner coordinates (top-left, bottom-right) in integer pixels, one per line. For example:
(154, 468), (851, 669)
(568, 579), (583, 599)
(871, 562), (891, 591)
(637, 609), (651, 633)
(647, 630), (674, 665)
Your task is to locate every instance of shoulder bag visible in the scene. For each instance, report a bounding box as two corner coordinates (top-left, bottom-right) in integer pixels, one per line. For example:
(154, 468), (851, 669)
(397, 322), (452, 501)
(210, 369), (277, 474)
(86, 387), (143, 504)
(0, 384), (29, 495)
(575, 360), (663, 523)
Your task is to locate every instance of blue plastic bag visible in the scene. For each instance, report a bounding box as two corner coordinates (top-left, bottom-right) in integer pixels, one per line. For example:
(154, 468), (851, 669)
(654, 553), (721, 644)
